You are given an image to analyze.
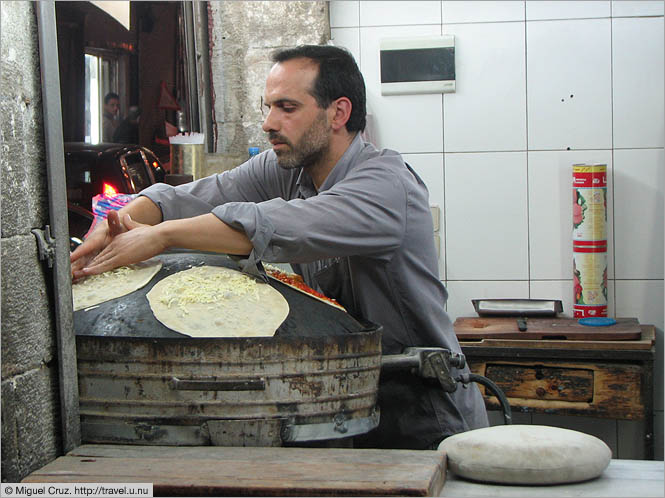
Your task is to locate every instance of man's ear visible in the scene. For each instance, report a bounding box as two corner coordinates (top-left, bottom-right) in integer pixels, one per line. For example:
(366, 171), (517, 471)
(329, 97), (352, 131)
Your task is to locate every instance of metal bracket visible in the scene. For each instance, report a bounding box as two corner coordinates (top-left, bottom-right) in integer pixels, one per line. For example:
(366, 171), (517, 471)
(421, 350), (461, 393)
(31, 225), (56, 268)
(281, 410), (380, 443)
(381, 347), (466, 393)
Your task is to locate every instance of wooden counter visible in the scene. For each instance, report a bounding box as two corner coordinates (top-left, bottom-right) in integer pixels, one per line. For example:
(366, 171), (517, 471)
(457, 321), (656, 459)
(21, 445), (663, 497)
(22, 444), (447, 496)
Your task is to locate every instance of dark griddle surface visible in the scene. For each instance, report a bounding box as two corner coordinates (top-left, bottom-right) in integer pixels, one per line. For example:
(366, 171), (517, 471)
(74, 252), (370, 339)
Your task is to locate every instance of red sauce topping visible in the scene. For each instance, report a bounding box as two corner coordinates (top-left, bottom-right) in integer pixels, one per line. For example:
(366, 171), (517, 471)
(265, 268), (344, 309)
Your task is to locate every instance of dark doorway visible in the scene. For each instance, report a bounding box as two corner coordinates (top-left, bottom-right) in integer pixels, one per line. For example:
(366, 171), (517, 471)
(55, 1), (190, 164)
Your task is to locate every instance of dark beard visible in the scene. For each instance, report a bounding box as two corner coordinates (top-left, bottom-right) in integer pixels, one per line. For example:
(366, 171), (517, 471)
(270, 112), (331, 170)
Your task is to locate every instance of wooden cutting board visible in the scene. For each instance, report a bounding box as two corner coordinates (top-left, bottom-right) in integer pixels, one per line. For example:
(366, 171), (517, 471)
(22, 444), (447, 497)
(454, 317), (641, 341)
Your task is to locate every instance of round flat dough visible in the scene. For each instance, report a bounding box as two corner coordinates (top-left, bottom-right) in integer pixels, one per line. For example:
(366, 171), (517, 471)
(73, 258), (162, 311)
(146, 265), (289, 338)
(438, 425), (612, 485)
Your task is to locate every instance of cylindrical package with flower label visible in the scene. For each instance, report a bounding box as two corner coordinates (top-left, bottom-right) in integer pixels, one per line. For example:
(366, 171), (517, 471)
(573, 249), (608, 317)
(573, 164), (607, 246)
(572, 164), (608, 317)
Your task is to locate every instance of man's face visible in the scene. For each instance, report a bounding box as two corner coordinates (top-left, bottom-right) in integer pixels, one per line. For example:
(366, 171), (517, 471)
(262, 59), (332, 170)
(104, 98), (120, 117)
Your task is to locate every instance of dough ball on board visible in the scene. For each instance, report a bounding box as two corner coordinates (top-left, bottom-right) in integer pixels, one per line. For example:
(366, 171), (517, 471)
(438, 424), (611, 485)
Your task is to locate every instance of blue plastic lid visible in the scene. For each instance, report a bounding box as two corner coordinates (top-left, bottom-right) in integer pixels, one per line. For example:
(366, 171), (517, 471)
(248, 147), (260, 156)
(578, 317), (617, 327)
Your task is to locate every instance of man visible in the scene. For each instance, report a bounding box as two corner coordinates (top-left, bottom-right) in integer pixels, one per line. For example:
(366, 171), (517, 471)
(113, 105), (141, 144)
(102, 92), (120, 142)
(71, 45), (488, 449)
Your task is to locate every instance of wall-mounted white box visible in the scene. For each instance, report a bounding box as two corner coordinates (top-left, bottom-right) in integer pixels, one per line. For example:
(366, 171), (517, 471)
(380, 35), (456, 95)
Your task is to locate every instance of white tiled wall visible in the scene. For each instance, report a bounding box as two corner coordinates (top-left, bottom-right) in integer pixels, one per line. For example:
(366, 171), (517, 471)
(331, 0), (664, 460)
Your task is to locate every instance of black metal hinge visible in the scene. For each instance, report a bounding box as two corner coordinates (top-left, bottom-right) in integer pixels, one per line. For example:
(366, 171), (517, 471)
(32, 225), (56, 268)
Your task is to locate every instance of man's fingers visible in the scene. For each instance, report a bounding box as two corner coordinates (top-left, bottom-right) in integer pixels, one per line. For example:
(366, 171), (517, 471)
(70, 243), (93, 262)
(108, 211), (126, 237)
(123, 213), (139, 230)
(81, 251), (122, 276)
(86, 243), (116, 269)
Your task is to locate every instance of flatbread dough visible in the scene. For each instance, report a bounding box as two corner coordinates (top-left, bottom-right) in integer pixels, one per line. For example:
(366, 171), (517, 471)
(73, 258), (163, 311)
(146, 265), (289, 338)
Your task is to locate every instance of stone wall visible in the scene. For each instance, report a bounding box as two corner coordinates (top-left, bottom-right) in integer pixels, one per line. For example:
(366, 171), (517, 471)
(0, 0), (331, 482)
(1, 1), (62, 482)
(207, 1), (329, 168)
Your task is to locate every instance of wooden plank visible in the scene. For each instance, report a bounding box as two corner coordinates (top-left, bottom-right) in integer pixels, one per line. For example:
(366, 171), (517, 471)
(22, 445), (446, 497)
(459, 326), (655, 352)
(484, 364), (593, 401)
(455, 317), (642, 341)
(469, 359), (646, 420)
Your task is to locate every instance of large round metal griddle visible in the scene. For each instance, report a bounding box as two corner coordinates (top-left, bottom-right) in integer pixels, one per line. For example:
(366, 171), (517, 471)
(74, 252), (374, 339)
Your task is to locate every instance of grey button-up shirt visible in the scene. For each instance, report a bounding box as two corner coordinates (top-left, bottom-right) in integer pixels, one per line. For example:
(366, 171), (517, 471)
(141, 134), (488, 448)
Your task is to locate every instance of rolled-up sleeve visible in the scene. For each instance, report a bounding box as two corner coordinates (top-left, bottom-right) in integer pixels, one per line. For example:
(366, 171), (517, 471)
(140, 153), (287, 220)
(214, 160), (408, 263)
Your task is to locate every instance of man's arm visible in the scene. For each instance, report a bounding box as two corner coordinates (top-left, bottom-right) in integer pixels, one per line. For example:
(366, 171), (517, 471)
(73, 208), (252, 278)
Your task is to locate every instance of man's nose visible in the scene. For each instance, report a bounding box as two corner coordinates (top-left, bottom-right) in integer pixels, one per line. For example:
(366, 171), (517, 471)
(261, 108), (277, 133)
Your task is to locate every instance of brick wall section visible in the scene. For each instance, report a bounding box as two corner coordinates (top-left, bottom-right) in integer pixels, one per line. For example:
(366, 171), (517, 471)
(1, 1), (61, 482)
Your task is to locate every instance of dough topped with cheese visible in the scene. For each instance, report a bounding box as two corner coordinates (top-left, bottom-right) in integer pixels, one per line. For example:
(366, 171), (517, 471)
(146, 265), (289, 338)
(73, 259), (163, 311)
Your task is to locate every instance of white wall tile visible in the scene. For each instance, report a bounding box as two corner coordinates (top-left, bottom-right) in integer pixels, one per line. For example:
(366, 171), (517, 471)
(615, 280), (664, 411)
(526, 1), (611, 20)
(612, 1), (665, 17)
(443, 22), (527, 152)
(446, 280), (530, 322)
(445, 152), (529, 280)
(527, 19), (612, 150)
(360, 25), (443, 153)
(612, 17), (665, 149)
(403, 153), (446, 279)
(613, 149), (664, 279)
(331, 27), (361, 65)
(442, 1), (525, 23)
(330, 1), (359, 28)
(528, 150), (614, 280)
(359, 1), (441, 26)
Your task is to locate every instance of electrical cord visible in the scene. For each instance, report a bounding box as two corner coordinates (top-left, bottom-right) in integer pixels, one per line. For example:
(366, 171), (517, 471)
(457, 372), (513, 425)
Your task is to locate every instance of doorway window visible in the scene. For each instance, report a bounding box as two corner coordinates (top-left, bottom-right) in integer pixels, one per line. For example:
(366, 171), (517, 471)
(84, 51), (119, 143)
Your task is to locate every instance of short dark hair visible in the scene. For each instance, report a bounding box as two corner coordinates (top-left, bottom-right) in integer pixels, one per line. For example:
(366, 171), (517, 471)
(271, 45), (366, 133)
(104, 92), (120, 104)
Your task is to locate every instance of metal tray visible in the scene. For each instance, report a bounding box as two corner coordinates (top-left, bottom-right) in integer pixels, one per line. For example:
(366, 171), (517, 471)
(472, 299), (563, 317)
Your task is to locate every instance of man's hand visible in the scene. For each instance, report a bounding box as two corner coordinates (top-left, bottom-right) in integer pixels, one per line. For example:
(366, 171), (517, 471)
(70, 210), (128, 280)
(71, 196), (164, 280)
(75, 213), (168, 277)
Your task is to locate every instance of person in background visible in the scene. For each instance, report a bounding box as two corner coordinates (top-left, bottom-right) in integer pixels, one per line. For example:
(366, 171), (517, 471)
(113, 106), (141, 144)
(71, 44), (489, 450)
(102, 92), (120, 142)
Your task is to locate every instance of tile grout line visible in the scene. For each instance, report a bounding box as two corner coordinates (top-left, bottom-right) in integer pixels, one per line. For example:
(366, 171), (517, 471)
(610, 11), (617, 316)
(524, 3), (532, 299)
(440, 13), (448, 291)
